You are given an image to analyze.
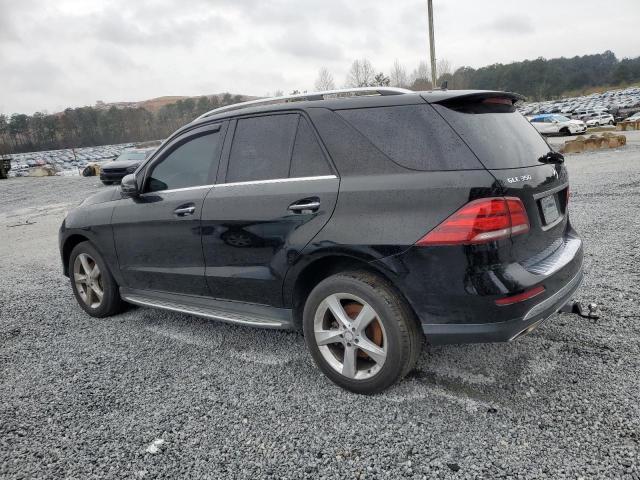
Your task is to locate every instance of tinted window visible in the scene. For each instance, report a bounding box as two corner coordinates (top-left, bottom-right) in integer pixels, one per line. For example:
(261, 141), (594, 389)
(147, 132), (221, 192)
(227, 114), (298, 182)
(290, 117), (331, 177)
(433, 102), (550, 169)
(337, 104), (482, 171)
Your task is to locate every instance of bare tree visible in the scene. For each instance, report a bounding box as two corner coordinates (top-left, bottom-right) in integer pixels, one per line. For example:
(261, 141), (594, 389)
(436, 58), (453, 77)
(273, 89), (284, 97)
(314, 67), (336, 91)
(409, 61), (433, 90)
(345, 59), (376, 88)
(390, 59), (408, 88)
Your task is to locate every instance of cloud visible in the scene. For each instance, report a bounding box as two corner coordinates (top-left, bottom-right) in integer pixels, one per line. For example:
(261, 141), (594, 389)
(1, 0), (640, 114)
(476, 15), (535, 35)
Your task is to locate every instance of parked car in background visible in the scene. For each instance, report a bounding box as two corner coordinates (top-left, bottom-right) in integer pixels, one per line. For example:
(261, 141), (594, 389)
(625, 112), (640, 122)
(100, 148), (155, 185)
(529, 114), (587, 136)
(60, 88), (583, 394)
(585, 112), (615, 127)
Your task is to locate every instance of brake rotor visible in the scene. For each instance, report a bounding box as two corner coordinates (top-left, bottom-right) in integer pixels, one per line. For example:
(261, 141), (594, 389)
(343, 302), (383, 359)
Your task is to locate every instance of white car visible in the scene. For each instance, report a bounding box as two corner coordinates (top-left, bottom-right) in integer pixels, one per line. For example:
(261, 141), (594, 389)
(625, 112), (640, 122)
(529, 114), (587, 136)
(585, 113), (615, 127)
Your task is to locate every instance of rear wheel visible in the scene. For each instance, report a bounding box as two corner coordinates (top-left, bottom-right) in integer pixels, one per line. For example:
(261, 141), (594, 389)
(69, 242), (123, 317)
(303, 271), (422, 394)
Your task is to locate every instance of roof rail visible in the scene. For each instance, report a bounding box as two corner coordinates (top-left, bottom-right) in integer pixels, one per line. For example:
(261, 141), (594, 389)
(196, 87), (413, 120)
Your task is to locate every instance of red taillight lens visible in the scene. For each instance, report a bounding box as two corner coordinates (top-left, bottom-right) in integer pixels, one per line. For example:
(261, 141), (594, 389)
(495, 285), (545, 306)
(416, 197), (530, 246)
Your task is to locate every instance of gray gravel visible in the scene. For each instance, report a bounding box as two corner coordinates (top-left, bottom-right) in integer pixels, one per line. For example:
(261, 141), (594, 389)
(1, 145), (639, 479)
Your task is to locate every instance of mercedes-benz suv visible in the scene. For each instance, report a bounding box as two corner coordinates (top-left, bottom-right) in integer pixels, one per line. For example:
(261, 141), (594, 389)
(59, 88), (583, 394)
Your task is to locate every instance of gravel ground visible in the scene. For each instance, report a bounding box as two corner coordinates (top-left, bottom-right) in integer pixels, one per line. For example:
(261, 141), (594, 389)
(1, 145), (639, 479)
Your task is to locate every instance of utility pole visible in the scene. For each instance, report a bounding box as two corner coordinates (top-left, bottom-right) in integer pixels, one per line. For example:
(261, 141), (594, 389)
(427, 0), (437, 89)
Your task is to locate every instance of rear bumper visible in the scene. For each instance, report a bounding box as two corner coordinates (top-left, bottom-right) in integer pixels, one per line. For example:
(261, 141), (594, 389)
(422, 268), (583, 344)
(370, 225), (584, 345)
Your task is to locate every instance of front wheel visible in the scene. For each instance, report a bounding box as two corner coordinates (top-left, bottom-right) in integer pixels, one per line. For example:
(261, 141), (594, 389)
(69, 241), (123, 317)
(303, 271), (422, 394)
(609, 120), (614, 125)
(102, 180), (113, 185)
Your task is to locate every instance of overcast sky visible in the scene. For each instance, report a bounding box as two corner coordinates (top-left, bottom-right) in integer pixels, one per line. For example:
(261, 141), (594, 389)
(1, 0), (639, 115)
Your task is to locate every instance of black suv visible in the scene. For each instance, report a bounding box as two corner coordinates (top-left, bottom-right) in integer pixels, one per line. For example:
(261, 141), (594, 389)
(59, 88), (583, 394)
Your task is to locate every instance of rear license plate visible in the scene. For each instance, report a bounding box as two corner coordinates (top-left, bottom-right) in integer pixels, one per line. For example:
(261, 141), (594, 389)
(540, 194), (559, 225)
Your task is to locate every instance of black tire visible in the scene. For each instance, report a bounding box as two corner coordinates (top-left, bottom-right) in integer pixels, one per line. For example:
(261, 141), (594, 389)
(69, 241), (123, 318)
(608, 120), (614, 125)
(302, 270), (422, 394)
(560, 127), (571, 136)
(102, 180), (113, 185)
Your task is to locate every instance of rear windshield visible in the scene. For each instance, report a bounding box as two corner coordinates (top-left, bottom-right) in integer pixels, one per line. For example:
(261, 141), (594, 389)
(433, 101), (550, 169)
(336, 104), (483, 171)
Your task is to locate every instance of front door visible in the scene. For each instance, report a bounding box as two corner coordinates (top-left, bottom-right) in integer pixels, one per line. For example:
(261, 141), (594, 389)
(112, 122), (227, 295)
(201, 113), (339, 306)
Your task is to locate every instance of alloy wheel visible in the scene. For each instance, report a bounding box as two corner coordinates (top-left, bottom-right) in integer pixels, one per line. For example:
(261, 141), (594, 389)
(73, 253), (104, 308)
(313, 293), (387, 380)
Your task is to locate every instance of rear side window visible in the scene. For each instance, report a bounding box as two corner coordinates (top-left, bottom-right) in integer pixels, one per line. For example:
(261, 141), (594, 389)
(290, 117), (331, 177)
(147, 131), (221, 192)
(336, 104), (482, 171)
(433, 101), (550, 169)
(227, 114), (298, 182)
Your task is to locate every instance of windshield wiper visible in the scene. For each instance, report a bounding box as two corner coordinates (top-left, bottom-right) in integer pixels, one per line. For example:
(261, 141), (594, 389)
(538, 151), (564, 164)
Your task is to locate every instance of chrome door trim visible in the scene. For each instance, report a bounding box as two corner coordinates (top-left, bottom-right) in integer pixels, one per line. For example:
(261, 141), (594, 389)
(214, 175), (337, 188)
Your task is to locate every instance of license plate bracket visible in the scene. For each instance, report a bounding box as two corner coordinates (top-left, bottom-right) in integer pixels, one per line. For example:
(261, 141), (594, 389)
(540, 194), (559, 225)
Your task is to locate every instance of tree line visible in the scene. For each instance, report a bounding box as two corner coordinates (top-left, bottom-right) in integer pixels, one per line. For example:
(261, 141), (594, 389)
(2, 51), (640, 155)
(0, 93), (243, 155)
(315, 51), (640, 100)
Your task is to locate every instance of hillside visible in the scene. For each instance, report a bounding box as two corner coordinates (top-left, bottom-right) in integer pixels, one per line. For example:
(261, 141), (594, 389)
(93, 93), (258, 113)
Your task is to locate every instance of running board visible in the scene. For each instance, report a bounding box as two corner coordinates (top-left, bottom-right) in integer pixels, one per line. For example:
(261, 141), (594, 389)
(120, 288), (293, 329)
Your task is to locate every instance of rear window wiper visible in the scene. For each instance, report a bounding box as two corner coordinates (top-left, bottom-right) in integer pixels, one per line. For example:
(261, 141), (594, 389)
(538, 151), (564, 164)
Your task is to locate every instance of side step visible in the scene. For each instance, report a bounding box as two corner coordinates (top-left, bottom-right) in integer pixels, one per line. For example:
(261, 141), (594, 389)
(120, 288), (293, 330)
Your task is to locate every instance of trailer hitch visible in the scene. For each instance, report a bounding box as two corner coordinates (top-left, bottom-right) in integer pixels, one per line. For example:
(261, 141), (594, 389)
(559, 300), (600, 320)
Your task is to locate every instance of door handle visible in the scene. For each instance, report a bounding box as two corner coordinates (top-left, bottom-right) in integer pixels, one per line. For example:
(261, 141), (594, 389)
(288, 200), (320, 212)
(174, 206), (196, 216)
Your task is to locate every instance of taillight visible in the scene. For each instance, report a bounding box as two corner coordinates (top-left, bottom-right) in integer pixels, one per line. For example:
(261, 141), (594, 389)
(416, 197), (530, 246)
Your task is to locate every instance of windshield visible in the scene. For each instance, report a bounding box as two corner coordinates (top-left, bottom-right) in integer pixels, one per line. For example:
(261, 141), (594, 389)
(552, 115), (570, 122)
(114, 151), (147, 162)
(433, 101), (550, 169)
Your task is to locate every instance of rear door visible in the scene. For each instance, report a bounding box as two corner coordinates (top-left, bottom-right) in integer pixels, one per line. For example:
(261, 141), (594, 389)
(112, 123), (226, 295)
(432, 98), (571, 263)
(201, 112), (339, 306)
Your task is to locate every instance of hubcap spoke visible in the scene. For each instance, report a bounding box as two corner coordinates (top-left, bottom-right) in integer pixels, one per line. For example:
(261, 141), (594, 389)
(90, 264), (100, 280)
(315, 329), (343, 346)
(351, 304), (377, 334)
(79, 254), (92, 276)
(92, 284), (104, 300)
(342, 346), (357, 378)
(357, 337), (386, 365)
(326, 295), (352, 328)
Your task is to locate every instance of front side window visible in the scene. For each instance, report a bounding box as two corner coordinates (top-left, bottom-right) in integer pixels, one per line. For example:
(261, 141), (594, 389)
(147, 131), (221, 192)
(226, 114), (298, 183)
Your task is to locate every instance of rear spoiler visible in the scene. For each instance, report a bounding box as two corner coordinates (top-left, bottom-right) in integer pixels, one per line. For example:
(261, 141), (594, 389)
(421, 90), (526, 105)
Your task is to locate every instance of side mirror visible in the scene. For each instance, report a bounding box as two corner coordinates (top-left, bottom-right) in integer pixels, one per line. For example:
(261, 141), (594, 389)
(552, 119), (559, 124)
(120, 174), (140, 198)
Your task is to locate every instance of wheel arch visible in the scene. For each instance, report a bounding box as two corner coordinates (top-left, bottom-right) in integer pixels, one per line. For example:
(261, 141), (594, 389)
(287, 253), (416, 330)
(62, 234), (92, 276)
